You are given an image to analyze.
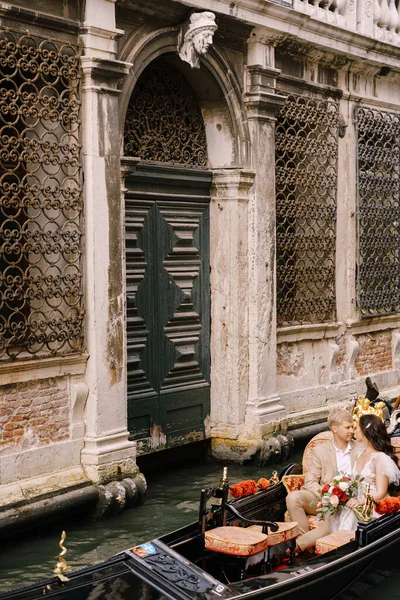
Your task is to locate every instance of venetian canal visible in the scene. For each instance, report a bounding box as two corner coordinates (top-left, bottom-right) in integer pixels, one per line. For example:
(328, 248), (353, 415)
(1, 448), (400, 599)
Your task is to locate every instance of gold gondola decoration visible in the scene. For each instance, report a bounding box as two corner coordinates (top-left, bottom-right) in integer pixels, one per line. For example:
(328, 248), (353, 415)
(270, 471), (279, 486)
(352, 396), (386, 431)
(353, 483), (374, 523)
(54, 531), (72, 582)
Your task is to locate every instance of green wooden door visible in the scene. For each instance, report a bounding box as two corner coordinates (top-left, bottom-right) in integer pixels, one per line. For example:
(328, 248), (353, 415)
(125, 164), (211, 454)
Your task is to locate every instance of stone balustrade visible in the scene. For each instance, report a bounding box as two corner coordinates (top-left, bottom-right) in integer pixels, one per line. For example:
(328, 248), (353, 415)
(292, 0), (400, 45)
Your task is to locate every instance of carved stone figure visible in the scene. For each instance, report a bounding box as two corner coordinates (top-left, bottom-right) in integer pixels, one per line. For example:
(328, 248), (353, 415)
(178, 11), (217, 69)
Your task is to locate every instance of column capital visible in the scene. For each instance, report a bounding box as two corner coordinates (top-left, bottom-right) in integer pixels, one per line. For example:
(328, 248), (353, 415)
(80, 25), (125, 60)
(247, 27), (288, 69)
(121, 157), (141, 180)
(211, 169), (255, 202)
(245, 87), (287, 121)
(81, 56), (132, 94)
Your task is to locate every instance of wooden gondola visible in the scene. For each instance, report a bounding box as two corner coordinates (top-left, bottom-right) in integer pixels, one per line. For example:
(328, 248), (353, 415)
(1, 460), (400, 600)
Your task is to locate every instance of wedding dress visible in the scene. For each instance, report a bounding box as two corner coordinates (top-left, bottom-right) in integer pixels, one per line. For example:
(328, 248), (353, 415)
(330, 451), (400, 533)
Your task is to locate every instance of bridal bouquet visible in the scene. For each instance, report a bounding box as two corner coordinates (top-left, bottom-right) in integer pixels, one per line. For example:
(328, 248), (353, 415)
(316, 474), (361, 520)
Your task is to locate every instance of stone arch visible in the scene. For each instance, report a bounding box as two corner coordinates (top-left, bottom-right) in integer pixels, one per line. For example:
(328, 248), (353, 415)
(118, 27), (249, 168)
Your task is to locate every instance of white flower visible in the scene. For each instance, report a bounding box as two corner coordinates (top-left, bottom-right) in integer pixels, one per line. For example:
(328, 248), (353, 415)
(339, 482), (349, 491)
(322, 496), (331, 506)
(329, 486), (334, 493)
(330, 495), (339, 507)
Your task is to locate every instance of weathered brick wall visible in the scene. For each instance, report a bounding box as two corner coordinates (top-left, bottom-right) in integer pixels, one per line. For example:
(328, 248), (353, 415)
(355, 331), (393, 376)
(0, 378), (69, 451)
(277, 343), (305, 376)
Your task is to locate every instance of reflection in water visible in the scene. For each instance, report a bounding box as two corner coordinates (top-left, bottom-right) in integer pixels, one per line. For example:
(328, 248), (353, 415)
(0, 453), (399, 598)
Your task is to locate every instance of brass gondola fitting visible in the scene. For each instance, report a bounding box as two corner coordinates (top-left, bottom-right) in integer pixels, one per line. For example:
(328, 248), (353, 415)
(54, 531), (72, 582)
(270, 471), (279, 485)
(220, 467), (228, 487)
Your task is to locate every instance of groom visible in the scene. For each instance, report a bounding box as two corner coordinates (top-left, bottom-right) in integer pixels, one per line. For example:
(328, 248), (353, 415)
(286, 408), (358, 552)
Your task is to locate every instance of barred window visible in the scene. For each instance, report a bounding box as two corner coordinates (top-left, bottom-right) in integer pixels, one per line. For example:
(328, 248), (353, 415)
(0, 30), (84, 359)
(275, 94), (338, 326)
(356, 106), (400, 317)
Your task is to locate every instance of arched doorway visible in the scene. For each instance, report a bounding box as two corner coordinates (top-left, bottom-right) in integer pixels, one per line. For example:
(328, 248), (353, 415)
(123, 57), (211, 454)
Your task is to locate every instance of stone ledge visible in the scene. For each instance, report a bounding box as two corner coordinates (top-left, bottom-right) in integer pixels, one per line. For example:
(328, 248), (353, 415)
(0, 354), (88, 386)
(277, 322), (342, 343)
(0, 473), (147, 539)
(345, 315), (400, 335)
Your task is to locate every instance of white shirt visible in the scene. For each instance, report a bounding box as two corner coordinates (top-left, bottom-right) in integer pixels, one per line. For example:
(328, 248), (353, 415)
(332, 441), (352, 477)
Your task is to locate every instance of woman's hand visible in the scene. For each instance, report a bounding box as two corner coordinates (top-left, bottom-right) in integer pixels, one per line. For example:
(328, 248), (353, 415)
(346, 497), (365, 508)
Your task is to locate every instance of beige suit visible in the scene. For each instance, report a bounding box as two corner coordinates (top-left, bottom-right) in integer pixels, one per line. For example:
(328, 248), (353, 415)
(286, 439), (359, 551)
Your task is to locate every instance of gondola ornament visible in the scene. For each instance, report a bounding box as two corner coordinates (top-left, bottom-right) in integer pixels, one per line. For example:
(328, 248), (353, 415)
(353, 484), (374, 523)
(270, 471), (279, 485)
(54, 531), (72, 582)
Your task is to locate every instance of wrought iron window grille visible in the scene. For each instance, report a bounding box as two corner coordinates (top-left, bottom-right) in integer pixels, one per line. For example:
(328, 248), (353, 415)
(123, 58), (208, 167)
(0, 29), (84, 359)
(356, 106), (400, 318)
(275, 93), (339, 326)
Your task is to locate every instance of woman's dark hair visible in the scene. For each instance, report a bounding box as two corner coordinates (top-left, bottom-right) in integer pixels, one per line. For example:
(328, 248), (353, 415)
(359, 414), (398, 466)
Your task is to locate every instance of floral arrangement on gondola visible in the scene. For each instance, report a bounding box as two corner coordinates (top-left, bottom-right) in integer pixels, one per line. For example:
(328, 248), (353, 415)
(229, 477), (271, 499)
(374, 496), (400, 515)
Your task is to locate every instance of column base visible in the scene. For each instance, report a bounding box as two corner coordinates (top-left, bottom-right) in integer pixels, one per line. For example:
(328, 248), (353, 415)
(81, 428), (137, 483)
(245, 394), (287, 436)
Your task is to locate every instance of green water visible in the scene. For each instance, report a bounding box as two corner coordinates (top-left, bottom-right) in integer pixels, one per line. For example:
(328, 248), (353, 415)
(0, 452), (399, 598)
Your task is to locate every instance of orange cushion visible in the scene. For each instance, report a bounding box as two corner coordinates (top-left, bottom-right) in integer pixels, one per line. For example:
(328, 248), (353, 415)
(302, 431), (333, 473)
(204, 526), (268, 556)
(284, 511), (320, 530)
(249, 521), (299, 546)
(281, 474), (305, 493)
(315, 530), (355, 555)
(391, 438), (400, 456)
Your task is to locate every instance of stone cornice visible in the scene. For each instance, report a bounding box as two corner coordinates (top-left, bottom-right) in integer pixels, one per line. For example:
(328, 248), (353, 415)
(173, 0), (400, 71)
(0, 2), (79, 36)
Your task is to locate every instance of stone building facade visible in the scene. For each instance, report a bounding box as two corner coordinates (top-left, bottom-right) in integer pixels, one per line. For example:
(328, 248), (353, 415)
(0, 0), (400, 508)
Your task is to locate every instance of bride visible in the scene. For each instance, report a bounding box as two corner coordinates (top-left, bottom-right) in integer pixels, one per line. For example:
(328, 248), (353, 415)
(330, 414), (400, 532)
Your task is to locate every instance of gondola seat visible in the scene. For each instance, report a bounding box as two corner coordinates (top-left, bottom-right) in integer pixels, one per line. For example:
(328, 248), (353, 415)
(204, 521), (299, 555)
(391, 437), (400, 458)
(248, 521), (300, 546)
(204, 526), (269, 556)
(281, 430), (333, 495)
(315, 530), (355, 555)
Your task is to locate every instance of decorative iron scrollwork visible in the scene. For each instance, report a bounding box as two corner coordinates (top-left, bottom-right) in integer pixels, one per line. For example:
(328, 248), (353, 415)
(356, 106), (400, 317)
(275, 94), (339, 326)
(0, 29), (83, 359)
(145, 552), (212, 592)
(123, 59), (207, 166)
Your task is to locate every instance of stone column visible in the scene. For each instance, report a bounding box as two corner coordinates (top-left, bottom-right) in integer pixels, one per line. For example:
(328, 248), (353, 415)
(244, 30), (287, 438)
(209, 170), (255, 460)
(79, 0), (136, 482)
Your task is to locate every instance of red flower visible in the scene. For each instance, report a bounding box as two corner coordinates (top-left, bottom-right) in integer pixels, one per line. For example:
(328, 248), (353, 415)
(229, 484), (243, 498)
(341, 492), (349, 503)
(343, 477), (351, 482)
(374, 497), (400, 515)
(257, 478), (270, 490)
(321, 484), (330, 493)
(332, 487), (342, 497)
(245, 480), (258, 495)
